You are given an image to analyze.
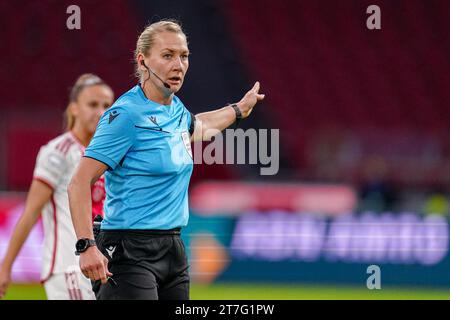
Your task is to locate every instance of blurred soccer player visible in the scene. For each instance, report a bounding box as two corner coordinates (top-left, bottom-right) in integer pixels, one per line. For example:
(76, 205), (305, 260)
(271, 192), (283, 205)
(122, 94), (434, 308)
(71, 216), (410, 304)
(68, 20), (264, 300)
(0, 74), (114, 300)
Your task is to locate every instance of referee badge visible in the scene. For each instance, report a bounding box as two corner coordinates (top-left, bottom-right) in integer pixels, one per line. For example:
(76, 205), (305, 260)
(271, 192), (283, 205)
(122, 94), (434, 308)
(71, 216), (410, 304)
(181, 131), (193, 159)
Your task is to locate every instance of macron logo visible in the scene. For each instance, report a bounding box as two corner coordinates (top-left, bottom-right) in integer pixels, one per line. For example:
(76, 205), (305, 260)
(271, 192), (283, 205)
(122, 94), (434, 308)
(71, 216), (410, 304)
(109, 111), (120, 124)
(106, 246), (116, 258)
(149, 116), (158, 126)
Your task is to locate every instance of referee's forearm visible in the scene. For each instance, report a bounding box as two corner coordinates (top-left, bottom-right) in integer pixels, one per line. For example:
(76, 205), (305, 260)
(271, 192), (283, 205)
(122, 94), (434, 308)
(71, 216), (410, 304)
(196, 105), (236, 140)
(68, 178), (94, 239)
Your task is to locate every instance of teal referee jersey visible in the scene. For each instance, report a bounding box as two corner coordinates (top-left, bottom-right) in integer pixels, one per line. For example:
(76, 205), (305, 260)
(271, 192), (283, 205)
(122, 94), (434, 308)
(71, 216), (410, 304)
(85, 85), (194, 230)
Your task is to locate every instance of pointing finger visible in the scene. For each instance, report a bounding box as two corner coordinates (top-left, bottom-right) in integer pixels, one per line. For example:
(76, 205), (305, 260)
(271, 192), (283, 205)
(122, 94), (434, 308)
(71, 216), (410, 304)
(252, 81), (260, 93)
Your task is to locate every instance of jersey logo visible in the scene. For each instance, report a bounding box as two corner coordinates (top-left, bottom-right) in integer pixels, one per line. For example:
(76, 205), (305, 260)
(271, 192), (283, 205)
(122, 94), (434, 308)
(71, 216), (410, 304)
(148, 116), (166, 132)
(149, 116), (158, 126)
(109, 111), (120, 124)
(106, 245), (116, 258)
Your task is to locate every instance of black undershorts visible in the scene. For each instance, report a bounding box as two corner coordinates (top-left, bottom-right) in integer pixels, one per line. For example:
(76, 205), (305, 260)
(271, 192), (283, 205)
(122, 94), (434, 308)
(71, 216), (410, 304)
(92, 228), (190, 300)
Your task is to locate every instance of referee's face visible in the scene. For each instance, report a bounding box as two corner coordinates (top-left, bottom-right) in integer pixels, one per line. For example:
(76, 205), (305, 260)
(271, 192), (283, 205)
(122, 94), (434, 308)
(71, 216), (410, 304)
(146, 31), (189, 93)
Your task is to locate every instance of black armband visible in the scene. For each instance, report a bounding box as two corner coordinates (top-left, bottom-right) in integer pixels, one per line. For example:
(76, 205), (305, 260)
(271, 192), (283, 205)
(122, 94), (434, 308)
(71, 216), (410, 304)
(189, 112), (196, 136)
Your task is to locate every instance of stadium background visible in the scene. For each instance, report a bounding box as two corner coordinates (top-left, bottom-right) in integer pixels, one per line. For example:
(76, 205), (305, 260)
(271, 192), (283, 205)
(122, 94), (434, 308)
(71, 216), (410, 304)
(0, 0), (449, 299)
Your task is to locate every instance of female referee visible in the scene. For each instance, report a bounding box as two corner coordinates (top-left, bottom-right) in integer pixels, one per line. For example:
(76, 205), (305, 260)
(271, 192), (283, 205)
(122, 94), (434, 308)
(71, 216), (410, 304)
(68, 20), (265, 300)
(0, 74), (114, 300)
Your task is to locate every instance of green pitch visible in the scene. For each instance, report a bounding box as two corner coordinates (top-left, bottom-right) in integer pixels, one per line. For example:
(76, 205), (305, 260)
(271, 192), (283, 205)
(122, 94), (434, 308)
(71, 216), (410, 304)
(3, 283), (450, 300)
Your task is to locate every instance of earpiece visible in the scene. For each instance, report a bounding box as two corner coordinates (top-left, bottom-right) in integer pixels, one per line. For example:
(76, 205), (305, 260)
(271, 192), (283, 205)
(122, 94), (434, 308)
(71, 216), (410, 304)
(140, 60), (171, 89)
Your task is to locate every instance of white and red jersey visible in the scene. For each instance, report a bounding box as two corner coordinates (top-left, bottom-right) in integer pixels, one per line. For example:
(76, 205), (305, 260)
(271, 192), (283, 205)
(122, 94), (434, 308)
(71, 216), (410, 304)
(33, 131), (105, 282)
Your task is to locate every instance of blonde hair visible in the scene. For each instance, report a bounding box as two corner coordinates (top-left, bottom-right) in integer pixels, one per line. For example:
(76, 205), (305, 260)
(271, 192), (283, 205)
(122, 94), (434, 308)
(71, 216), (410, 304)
(134, 19), (187, 80)
(64, 73), (111, 131)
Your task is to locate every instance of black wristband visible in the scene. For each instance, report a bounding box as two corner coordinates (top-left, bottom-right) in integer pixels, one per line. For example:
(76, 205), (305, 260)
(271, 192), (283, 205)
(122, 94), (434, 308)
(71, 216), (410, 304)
(230, 103), (242, 121)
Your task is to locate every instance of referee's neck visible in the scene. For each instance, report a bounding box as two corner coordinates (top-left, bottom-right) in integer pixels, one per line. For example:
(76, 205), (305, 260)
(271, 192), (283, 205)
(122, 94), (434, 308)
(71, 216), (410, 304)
(141, 83), (173, 106)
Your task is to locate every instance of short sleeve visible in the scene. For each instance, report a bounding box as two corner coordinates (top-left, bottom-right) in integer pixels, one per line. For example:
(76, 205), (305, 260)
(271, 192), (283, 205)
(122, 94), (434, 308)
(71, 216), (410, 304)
(33, 145), (67, 188)
(84, 107), (136, 170)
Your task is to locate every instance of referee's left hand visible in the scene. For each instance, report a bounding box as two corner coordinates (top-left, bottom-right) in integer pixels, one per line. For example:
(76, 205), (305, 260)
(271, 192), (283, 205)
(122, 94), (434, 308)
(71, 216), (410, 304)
(237, 81), (265, 119)
(79, 246), (112, 284)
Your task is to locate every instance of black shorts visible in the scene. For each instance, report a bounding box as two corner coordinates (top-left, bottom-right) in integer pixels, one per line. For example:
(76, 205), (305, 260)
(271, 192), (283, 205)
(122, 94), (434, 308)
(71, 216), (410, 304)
(92, 228), (190, 300)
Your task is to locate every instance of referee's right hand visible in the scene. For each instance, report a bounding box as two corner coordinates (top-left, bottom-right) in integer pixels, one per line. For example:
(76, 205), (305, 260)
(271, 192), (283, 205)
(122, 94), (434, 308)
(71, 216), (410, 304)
(79, 246), (112, 284)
